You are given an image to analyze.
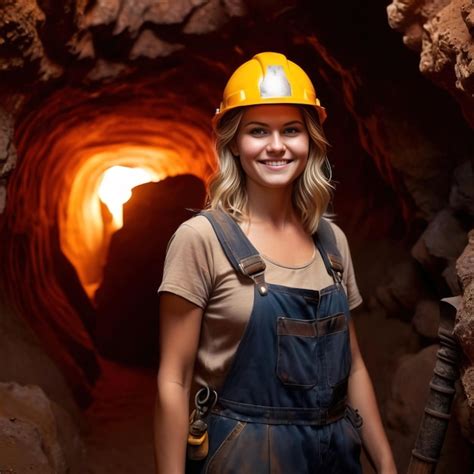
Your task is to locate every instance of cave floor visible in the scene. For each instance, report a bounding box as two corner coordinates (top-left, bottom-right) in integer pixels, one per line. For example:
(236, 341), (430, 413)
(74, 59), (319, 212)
(83, 358), (156, 473)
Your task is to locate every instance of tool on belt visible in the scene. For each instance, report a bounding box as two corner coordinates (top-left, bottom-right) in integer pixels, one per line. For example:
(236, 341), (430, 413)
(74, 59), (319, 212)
(187, 386), (218, 461)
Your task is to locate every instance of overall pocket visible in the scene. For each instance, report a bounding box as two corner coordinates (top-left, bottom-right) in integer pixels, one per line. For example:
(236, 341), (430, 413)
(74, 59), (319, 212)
(276, 317), (319, 387)
(323, 313), (351, 387)
(204, 416), (247, 474)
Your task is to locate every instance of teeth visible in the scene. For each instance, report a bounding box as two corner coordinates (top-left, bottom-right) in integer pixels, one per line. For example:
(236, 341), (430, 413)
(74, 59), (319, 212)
(264, 160), (289, 166)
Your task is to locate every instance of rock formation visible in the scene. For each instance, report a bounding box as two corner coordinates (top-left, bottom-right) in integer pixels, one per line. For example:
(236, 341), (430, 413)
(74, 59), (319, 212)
(388, 0), (474, 128)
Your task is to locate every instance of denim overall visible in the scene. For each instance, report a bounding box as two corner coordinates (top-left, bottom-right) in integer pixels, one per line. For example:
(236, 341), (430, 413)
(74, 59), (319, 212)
(191, 210), (362, 473)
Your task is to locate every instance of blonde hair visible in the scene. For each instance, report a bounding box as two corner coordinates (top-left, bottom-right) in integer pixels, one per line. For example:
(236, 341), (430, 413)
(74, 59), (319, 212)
(207, 106), (333, 234)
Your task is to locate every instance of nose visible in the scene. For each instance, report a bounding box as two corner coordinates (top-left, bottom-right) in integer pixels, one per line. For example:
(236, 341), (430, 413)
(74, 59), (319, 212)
(266, 131), (286, 154)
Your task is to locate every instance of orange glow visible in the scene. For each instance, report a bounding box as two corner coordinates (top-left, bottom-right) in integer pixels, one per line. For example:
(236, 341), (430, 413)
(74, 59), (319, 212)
(61, 143), (212, 299)
(2, 76), (218, 400)
(98, 166), (157, 228)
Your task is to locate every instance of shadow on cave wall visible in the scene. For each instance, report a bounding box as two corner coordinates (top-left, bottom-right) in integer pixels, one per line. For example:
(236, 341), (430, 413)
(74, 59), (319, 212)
(93, 174), (206, 365)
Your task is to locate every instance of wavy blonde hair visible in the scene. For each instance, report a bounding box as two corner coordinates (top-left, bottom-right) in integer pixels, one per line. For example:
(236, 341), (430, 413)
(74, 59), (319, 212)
(207, 106), (333, 234)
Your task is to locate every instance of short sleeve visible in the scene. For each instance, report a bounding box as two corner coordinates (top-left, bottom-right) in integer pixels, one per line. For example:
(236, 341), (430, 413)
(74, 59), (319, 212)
(158, 220), (214, 308)
(330, 223), (363, 310)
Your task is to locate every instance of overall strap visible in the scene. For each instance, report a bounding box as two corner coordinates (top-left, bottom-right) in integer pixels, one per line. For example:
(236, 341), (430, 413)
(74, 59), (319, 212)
(199, 209), (268, 296)
(313, 218), (344, 284)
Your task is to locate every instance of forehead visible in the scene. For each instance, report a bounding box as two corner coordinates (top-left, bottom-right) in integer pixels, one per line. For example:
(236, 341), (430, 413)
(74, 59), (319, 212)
(240, 104), (304, 124)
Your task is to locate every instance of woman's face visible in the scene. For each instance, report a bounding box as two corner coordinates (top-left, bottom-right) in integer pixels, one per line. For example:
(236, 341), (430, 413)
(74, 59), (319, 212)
(232, 105), (309, 193)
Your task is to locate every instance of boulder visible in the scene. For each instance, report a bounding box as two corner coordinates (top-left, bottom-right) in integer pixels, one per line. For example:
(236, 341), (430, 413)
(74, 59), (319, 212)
(412, 299), (440, 340)
(450, 161), (474, 216)
(0, 382), (85, 473)
(374, 260), (432, 318)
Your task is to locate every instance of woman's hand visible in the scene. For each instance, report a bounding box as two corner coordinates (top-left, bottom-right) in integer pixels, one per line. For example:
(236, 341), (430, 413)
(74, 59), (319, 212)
(154, 293), (203, 474)
(347, 318), (398, 474)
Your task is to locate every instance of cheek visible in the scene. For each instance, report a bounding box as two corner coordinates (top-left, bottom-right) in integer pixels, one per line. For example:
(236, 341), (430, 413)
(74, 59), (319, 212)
(238, 155), (255, 176)
(296, 137), (310, 157)
(237, 137), (260, 158)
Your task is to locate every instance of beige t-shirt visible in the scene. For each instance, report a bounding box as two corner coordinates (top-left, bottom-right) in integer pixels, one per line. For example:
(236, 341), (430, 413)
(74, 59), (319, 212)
(158, 215), (362, 392)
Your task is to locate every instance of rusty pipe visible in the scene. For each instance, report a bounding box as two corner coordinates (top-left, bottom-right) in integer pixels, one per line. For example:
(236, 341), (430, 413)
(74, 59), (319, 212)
(407, 296), (462, 474)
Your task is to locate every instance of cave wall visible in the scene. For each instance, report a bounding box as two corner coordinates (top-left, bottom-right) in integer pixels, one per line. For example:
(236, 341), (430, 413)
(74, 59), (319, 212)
(0, 0), (473, 472)
(388, 0), (474, 128)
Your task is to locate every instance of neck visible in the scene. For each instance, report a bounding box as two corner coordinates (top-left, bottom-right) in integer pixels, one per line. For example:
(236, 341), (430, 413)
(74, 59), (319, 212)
(244, 180), (298, 230)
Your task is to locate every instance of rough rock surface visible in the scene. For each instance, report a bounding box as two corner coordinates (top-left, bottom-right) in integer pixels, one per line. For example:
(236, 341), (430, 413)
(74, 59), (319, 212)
(387, 345), (439, 435)
(387, 0), (474, 127)
(450, 161), (474, 215)
(0, 300), (80, 421)
(0, 417), (52, 473)
(454, 386), (474, 442)
(0, 0), (248, 83)
(0, 0), (62, 80)
(0, 382), (84, 473)
(423, 209), (468, 261)
(0, 106), (16, 179)
(374, 260), (433, 317)
(455, 230), (474, 408)
(386, 345), (472, 473)
(412, 299), (441, 339)
(412, 208), (469, 294)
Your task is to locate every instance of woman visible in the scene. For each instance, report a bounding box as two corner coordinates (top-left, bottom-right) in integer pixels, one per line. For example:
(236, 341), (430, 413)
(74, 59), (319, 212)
(155, 52), (397, 473)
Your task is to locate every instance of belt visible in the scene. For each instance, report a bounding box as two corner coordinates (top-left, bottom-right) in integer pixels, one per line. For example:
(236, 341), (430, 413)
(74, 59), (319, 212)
(212, 397), (347, 426)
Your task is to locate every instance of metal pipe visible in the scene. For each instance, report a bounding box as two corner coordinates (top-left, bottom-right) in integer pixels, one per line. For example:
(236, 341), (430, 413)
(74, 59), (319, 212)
(407, 296), (462, 474)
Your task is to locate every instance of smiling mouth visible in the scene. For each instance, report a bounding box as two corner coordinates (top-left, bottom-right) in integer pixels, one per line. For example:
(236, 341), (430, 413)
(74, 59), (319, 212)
(259, 160), (293, 166)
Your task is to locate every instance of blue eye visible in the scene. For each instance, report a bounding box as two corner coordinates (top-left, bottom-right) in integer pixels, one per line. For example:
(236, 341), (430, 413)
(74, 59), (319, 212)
(284, 127), (300, 135)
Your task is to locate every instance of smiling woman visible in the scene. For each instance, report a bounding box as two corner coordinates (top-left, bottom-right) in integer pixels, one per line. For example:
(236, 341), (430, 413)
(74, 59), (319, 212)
(231, 105), (310, 191)
(155, 52), (397, 474)
(211, 103), (331, 235)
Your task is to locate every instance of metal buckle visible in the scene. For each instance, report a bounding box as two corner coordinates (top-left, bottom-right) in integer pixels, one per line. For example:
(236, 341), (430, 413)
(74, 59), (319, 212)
(239, 256), (268, 296)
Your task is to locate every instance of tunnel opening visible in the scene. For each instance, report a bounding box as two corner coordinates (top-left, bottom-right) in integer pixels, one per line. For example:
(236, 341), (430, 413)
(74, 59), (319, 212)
(0, 69), (218, 405)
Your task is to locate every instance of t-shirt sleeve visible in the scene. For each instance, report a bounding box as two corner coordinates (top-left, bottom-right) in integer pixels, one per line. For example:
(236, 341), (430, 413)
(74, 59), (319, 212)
(330, 223), (363, 311)
(158, 220), (214, 309)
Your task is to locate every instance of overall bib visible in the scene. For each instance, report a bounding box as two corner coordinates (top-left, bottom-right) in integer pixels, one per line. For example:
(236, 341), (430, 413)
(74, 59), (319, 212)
(191, 210), (363, 473)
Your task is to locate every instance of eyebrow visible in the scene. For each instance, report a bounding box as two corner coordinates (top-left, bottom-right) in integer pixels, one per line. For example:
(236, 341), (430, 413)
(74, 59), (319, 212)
(242, 120), (304, 127)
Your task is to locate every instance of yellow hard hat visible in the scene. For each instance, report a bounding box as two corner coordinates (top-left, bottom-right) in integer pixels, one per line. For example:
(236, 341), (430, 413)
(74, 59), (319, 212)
(215, 52), (327, 125)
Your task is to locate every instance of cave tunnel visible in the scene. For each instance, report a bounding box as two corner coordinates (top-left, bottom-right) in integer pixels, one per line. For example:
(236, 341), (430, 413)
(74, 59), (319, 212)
(0, 0), (473, 472)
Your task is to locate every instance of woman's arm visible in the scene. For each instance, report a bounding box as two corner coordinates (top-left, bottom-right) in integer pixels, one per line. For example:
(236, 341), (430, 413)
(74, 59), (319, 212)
(348, 319), (397, 474)
(154, 292), (203, 474)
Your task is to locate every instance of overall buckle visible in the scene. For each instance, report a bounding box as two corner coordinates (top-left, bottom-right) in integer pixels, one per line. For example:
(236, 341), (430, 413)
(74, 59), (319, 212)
(239, 255), (268, 296)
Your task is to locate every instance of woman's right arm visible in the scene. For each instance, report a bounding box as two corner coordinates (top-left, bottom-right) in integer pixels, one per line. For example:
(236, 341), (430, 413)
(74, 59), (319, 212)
(154, 292), (203, 474)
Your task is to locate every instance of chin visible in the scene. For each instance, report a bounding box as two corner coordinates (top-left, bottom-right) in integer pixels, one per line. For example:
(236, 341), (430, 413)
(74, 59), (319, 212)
(257, 179), (297, 190)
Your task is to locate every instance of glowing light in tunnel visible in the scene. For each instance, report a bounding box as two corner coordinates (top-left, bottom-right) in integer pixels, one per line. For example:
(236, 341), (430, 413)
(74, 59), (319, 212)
(98, 166), (156, 228)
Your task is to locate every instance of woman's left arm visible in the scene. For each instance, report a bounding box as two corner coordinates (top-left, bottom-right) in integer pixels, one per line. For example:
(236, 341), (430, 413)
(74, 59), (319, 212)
(348, 319), (398, 474)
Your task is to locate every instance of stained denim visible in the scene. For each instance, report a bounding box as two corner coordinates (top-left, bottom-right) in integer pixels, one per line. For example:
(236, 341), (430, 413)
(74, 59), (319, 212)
(187, 212), (363, 473)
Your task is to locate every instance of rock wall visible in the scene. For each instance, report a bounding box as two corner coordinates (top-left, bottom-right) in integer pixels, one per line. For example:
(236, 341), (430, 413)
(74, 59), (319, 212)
(0, 299), (84, 472)
(388, 0), (474, 465)
(0, 382), (84, 473)
(455, 230), (474, 442)
(387, 0), (474, 127)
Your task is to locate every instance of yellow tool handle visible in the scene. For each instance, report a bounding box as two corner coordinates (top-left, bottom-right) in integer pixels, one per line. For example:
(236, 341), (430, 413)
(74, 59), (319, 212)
(187, 432), (207, 446)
